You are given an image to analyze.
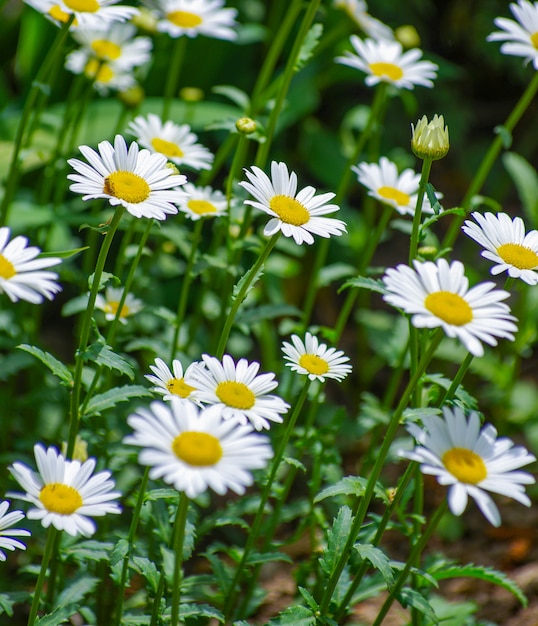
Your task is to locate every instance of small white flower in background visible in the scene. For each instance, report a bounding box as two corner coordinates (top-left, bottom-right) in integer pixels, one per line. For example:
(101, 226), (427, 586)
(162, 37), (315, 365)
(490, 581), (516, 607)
(282, 332), (352, 383)
(186, 354), (290, 431)
(95, 287), (143, 323)
(66, 56), (137, 94)
(333, 0), (394, 40)
(382, 258), (517, 357)
(335, 36), (438, 89)
(24, 0), (139, 28)
(463, 211), (538, 285)
(146, 357), (202, 402)
(0, 227), (62, 304)
(411, 114), (449, 161)
(177, 183), (227, 220)
(127, 114), (214, 171)
(125, 400), (273, 498)
(239, 161), (347, 246)
(488, 0), (538, 69)
(0, 501), (31, 562)
(9, 445), (121, 537)
(68, 134), (188, 220)
(400, 406), (536, 527)
(353, 156), (438, 216)
(152, 0), (238, 40)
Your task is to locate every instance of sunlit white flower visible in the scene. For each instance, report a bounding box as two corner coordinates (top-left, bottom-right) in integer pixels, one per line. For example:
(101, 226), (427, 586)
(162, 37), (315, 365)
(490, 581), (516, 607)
(463, 211), (538, 285)
(0, 227), (62, 304)
(186, 354), (290, 431)
(9, 445), (121, 537)
(146, 357), (202, 402)
(68, 134), (188, 220)
(125, 400), (273, 498)
(239, 161), (347, 245)
(95, 287), (143, 323)
(400, 406), (536, 527)
(153, 0), (237, 40)
(24, 0), (139, 28)
(335, 36), (438, 89)
(127, 114), (214, 170)
(282, 332), (352, 382)
(488, 0), (538, 69)
(0, 501), (31, 562)
(333, 0), (394, 40)
(177, 183), (227, 220)
(382, 258), (517, 357)
(352, 157), (437, 216)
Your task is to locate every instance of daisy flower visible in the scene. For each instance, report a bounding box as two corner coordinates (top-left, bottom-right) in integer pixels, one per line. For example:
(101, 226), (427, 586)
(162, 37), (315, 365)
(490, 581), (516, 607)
(400, 406), (536, 527)
(382, 258), (517, 357)
(177, 183), (227, 220)
(145, 357), (201, 402)
(68, 134), (188, 220)
(0, 501), (31, 562)
(65, 55), (137, 95)
(9, 444), (121, 537)
(282, 332), (352, 383)
(124, 400), (273, 498)
(127, 114), (214, 171)
(153, 0), (237, 40)
(335, 36), (438, 90)
(462, 212), (538, 285)
(24, 0), (139, 28)
(239, 161), (347, 246)
(333, 0), (394, 40)
(0, 227), (62, 304)
(488, 0), (538, 69)
(352, 157), (437, 216)
(95, 286), (143, 323)
(186, 354), (290, 431)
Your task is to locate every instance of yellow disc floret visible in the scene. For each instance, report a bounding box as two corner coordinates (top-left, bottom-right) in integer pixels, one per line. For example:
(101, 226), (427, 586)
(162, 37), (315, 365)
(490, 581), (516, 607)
(216, 381), (256, 410)
(91, 39), (122, 61)
(369, 62), (404, 81)
(299, 354), (329, 376)
(151, 137), (184, 158)
(64, 0), (99, 12)
(172, 431), (223, 466)
(269, 195), (310, 226)
(39, 483), (83, 515)
(103, 171), (151, 204)
(166, 377), (196, 398)
(377, 186), (410, 207)
(424, 291), (473, 326)
(0, 254), (16, 279)
(166, 10), (203, 28)
(497, 243), (538, 270)
(442, 447), (487, 484)
(187, 200), (217, 216)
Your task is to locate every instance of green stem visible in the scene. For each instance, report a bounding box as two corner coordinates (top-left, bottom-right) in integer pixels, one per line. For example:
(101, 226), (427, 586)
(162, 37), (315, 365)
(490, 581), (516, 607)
(408, 158), (433, 263)
(318, 329), (443, 616)
(223, 379), (312, 621)
(215, 232), (280, 358)
(439, 352), (474, 406)
(162, 37), (187, 121)
(66, 206), (125, 458)
(171, 493), (190, 626)
(27, 528), (58, 626)
(372, 501), (448, 626)
(443, 71), (538, 250)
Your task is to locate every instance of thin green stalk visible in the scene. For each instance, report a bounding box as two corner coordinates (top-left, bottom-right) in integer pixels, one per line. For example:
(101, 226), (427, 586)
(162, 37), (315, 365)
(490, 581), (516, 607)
(44, 530), (62, 608)
(171, 493), (190, 626)
(443, 71), (538, 250)
(27, 528), (58, 626)
(223, 379), (312, 622)
(197, 133), (237, 187)
(162, 37), (187, 121)
(317, 329), (443, 616)
(67, 206), (125, 459)
(439, 351), (474, 406)
(372, 501), (448, 626)
(215, 232), (280, 358)
(408, 158), (433, 263)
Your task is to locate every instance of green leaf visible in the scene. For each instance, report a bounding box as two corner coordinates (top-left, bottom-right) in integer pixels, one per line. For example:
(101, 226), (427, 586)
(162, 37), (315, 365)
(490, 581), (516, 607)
(177, 603), (224, 621)
(432, 563), (527, 606)
(245, 551), (293, 566)
(298, 587), (318, 611)
(0, 592), (31, 617)
(315, 476), (388, 505)
(81, 343), (135, 379)
(39, 246), (88, 259)
(63, 540), (113, 563)
(132, 556), (160, 593)
(317, 263), (356, 288)
(212, 84), (250, 110)
(17, 344), (73, 386)
(319, 505), (353, 577)
(354, 544), (394, 588)
(232, 266), (264, 300)
(35, 604), (78, 626)
(143, 488), (180, 502)
(83, 385), (152, 417)
(295, 23), (323, 71)
(494, 124), (512, 148)
(340, 276), (386, 295)
(56, 575), (98, 607)
(398, 587), (438, 623)
(87, 270), (119, 291)
(269, 605), (317, 625)
(236, 303), (301, 325)
(503, 151), (538, 226)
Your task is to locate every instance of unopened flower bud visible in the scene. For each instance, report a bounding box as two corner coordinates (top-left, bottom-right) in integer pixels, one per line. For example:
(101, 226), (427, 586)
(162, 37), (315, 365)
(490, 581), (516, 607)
(235, 117), (257, 135)
(418, 245), (438, 260)
(166, 162), (180, 176)
(411, 114), (449, 161)
(180, 87), (204, 102)
(395, 25), (421, 48)
(132, 7), (158, 33)
(62, 436), (88, 462)
(117, 84), (145, 108)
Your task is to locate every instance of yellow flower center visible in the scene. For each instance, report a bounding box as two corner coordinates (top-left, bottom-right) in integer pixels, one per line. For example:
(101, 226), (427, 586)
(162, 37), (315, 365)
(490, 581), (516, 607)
(0, 254), (16, 279)
(441, 447), (487, 484)
(166, 377), (196, 398)
(172, 431), (222, 466)
(48, 4), (77, 23)
(216, 381), (255, 410)
(151, 137), (184, 158)
(104, 301), (130, 318)
(269, 195), (310, 226)
(424, 291), (473, 326)
(103, 171), (151, 204)
(187, 200), (217, 216)
(166, 10), (203, 28)
(84, 59), (114, 83)
(299, 353), (329, 376)
(39, 483), (83, 515)
(63, 0), (99, 12)
(369, 62), (404, 81)
(497, 243), (538, 270)
(377, 185), (410, 207)
(91, 39), (122, 61)
(531, 31), (538, 49)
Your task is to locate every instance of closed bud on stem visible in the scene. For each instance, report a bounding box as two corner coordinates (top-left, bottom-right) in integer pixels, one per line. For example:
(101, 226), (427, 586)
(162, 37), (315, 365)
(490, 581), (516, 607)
(411, 114), (449, 161)
(117, 84), (145, 108)
(235, 117), (257, 135)
(417, 245), (438, 260)
(62, 436), (88, 462)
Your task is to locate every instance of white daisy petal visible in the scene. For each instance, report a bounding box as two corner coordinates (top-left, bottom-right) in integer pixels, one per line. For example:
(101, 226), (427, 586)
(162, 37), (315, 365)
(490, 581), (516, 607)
(0, 501), (31, 561)
(282, 332), (352, 382)
(153, 0), (238, 40)
(488, 1), (538, 68)
(94, 286), (142, 324)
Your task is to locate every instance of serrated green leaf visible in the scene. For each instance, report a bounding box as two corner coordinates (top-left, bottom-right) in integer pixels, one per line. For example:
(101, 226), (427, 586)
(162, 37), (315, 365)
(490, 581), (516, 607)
(132, 556), (160, 593)
(17, 344), (73, 386)
(398, 587), (438, 623)
(0, 592), (31, 617)
(232, 266), (264, 300)
(63, 540), (113, 562)
(176, 603), (224, 621)
(269, 605), (317, 625)
(503, 151), (538, 226)
(245, 551), (293, 566)
(56, 576), (98, 607)
(315, 476), (389, 505)
(84, 384), (151, 417)
(81, 343), (134, 379)
(340, 276), (386, 295)
(298, 586), (318, 611)
(87, 270), (119, 291)
(432, 563), (527, 606)
(354, 544), (394, 588)
(35, 604), (78, 626)
(236, 303), (301, 325)
(144, 488), (180, 502)
(319, 505), (353, 577)
(295, 23), (323, 71)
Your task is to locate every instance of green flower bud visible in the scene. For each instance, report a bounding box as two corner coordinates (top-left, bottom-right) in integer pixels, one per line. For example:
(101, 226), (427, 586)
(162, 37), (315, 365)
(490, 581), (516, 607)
(411, 114), (449, 161)
(235, 117), (257, 135)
